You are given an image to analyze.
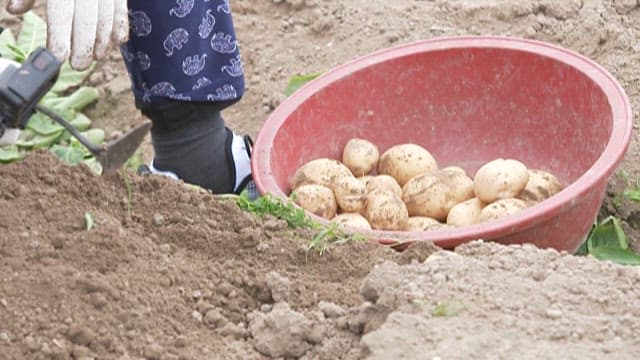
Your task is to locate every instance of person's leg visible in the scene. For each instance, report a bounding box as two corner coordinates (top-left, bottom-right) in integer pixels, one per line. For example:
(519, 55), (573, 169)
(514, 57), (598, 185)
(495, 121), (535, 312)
(121, 0), (254, 195)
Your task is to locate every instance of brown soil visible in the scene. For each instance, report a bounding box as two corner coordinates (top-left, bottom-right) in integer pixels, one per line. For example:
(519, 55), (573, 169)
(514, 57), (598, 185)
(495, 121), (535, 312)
(2, 0), (640, 359)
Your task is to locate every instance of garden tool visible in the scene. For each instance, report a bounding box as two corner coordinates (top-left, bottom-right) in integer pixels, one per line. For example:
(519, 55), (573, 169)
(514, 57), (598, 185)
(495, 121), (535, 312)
(0, 47), (151, 174)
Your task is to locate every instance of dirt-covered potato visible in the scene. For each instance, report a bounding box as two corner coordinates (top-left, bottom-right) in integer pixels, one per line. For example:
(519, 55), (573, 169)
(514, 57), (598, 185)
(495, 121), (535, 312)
(333, 213), (372, 230)
(291, 158), (353, 190)
(407, 217), (451, 231)
(517, 169), (564, 204)
(365, 175), (403, 198)
(474, 158), (529, 203)
(447, 198), (485, 227)
(402, 169), (475, 221)
(342, 138), (379, 177)
(292, 184), (338, 219)
(333, 176), (367, 212)
(377, 144), (438, 186)
(478, 198), (528, 223)
(363, 191), (409, 230)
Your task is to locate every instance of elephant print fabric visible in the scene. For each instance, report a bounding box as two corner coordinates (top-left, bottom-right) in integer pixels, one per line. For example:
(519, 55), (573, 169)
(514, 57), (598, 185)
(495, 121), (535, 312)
(122, 0), (244, 104)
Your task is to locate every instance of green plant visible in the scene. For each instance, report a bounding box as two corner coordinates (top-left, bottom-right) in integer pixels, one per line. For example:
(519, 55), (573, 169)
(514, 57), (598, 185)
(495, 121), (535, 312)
(84, 212), (94, 231)
(236, 192), (366, 255)
(284, 73), (322, 97)
(577, 216), (640, 265)
(0, 12), (103, 173)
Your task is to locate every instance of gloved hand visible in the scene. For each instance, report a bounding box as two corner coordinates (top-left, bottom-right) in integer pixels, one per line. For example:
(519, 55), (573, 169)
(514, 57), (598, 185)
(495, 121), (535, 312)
(6, 0), (129, 70)
(0, 128), (20, 146)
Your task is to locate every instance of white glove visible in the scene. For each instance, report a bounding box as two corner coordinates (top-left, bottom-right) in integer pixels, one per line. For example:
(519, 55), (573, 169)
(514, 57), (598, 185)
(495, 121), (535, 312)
(0, 128), (20, 146)
(6, 0), (129, 70)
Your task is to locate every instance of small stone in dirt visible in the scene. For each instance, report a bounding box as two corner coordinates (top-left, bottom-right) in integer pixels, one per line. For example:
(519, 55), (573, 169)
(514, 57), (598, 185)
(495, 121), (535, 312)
(50, 236), (65, 250)
(266, 271), (290, 303)
(319, 301), (346, 318)
(68, 325), (95, 346)
(153, 213), (165, 226)
(546, 308), (563, 319)
(0, 298), (7, 307)
(219, 322), (248, 340)
(191, 311), (203, 322)
(144, 343), (163, 360)
(0, 332), (10, 342)
(249, 302), (311, 358)
(192, 290), (202, 300)
(204, 308), (228, 329)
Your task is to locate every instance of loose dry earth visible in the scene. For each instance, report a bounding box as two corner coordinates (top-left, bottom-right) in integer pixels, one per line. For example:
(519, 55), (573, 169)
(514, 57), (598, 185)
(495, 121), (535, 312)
(2, 0), (640, 359)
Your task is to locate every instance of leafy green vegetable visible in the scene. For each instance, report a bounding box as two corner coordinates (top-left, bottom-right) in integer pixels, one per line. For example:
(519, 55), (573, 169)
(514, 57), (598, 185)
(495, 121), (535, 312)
(84, 212), (94, 231)
(0, 145), (22, 163)
(577, 216), (640, 266)
(590, 247), (640, 265)
(284, 73), (322, 97)
(16, 12), (46, 56)
(51, 63), (96, 94)
(0, 11), (109, 174)
(50, 144), (85, 165)
(0, 29), (17, 60)
(26, 113), (64, 136)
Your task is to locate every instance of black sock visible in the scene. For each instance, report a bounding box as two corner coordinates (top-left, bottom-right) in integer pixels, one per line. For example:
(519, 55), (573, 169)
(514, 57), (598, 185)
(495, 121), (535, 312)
(141, 101), (235, 193)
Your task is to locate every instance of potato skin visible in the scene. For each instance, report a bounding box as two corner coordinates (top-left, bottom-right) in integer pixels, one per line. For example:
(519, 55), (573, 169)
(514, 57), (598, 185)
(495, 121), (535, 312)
(365, 175), (403, 198)
(402, 168), (474, 221)
(291, 158), (353, 190)
(377, 144), (438, 186)
(517, 169), (564, 204)
(478, 198), (528, 223)
(473, 158), (529, 203)
(363, 191), (409, 231)
(292, 184), (338, 219)
(333, 213), (372, 230)
(447, 198), (485, 227)
(407, 217), (451, 231)
(342, 138), (379, 177)
(333, 176), (367, 213)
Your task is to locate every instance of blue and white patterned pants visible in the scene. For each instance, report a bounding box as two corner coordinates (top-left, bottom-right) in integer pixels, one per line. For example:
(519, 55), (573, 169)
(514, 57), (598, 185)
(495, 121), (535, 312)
(121, 0), (244, 105)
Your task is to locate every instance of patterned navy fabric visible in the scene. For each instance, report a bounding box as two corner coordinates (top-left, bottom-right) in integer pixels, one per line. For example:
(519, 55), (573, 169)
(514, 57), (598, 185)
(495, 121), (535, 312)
(121, 0), (244, 105)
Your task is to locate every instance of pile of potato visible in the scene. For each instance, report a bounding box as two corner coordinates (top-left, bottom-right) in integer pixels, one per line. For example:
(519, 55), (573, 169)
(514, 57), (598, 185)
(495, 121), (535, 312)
(290, 139), (564, 232)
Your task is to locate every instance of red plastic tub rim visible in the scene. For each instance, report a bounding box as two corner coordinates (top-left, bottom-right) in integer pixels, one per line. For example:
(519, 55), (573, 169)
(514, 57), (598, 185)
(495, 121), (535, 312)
(252, 36), (633, 246)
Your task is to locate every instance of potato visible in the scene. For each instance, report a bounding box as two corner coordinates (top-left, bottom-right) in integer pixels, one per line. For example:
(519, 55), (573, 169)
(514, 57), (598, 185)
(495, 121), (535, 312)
(517, 169), (564, 204)
(363, 191), (409, 230)
(377, 144), (438, 186)
(447, 198), (485, 227)
(407, 217), (451, 231)
(473, 158), (529, 203)
(291, 158), (353, 190)
(333, 213), (372, 230)
(402, 169), (475, 221)
(365, 175), (403, 198)
(333, 176), (367, 212)
(342, 138), (379, 176)
(357, 175), (374, 187)
(292, 184), (338, 219)
(478, 198), (528, 223)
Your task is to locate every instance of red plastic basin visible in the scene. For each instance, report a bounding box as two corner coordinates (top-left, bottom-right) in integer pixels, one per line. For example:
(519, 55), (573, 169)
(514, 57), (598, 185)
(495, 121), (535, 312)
(252, 36), (633, 252)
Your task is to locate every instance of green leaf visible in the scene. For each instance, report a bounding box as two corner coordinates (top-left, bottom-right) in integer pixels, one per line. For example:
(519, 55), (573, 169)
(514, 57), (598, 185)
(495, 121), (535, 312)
(590, 247), (640, 266)
(69, 113), (92, 131)
(6, 43), (26, 62)
(0, 145), (22, 163)
(16, 129), (62, 149)
(26, 113), (64, 136)
(51, 62), (96, 94)
(16, 11), (47, 56)
(284, 73), (322, 97)
(57, 87), (99, 111)
(586, 216), (628, 251)
(0, 28), (17, 60)
(80, 128), (105, 145)
(84, 212), (94, 231)
(82, 157), (103, 175)
(50, 144), (85, 165)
